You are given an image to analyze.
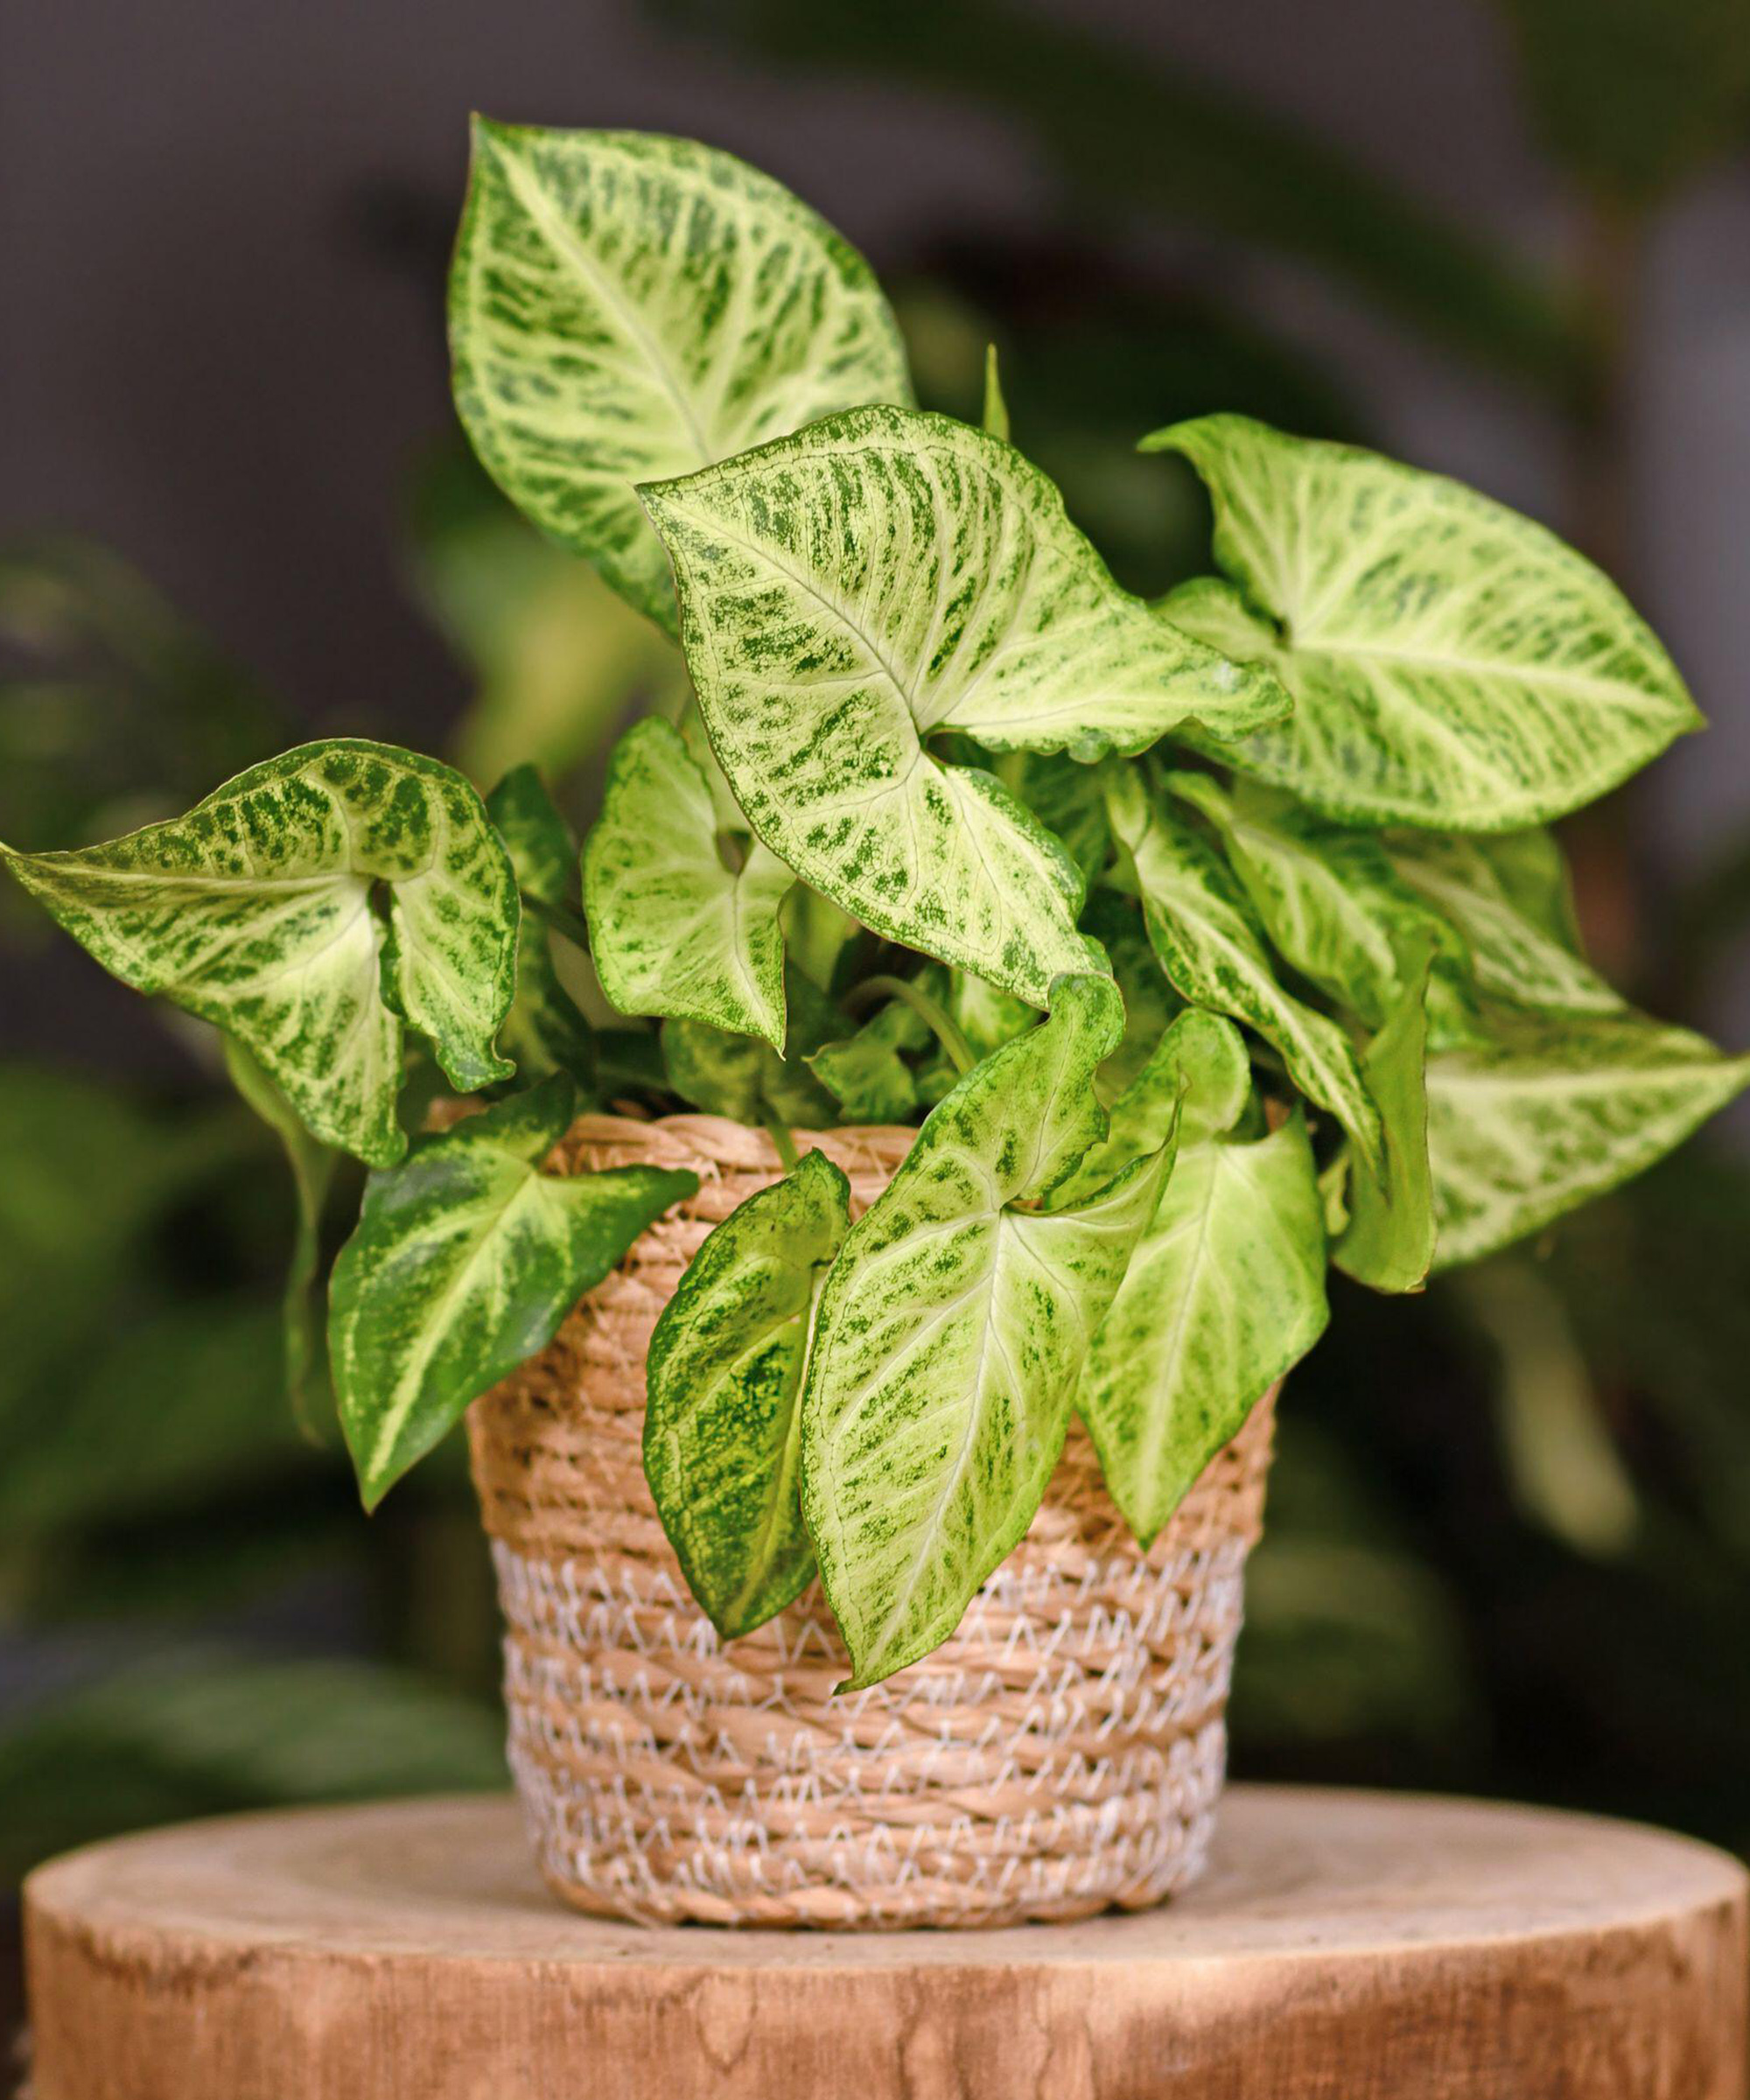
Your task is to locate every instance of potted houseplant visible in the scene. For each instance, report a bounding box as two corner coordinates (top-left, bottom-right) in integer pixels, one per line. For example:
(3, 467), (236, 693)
(5, 122), (1746, 1929)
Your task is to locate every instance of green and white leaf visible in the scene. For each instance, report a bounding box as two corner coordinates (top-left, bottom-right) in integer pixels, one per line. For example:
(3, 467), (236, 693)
(486, 765), (596, 1088)
(1334, 934), (1437, 1293)
(641, 405), (1284, 1001)
(584, 717), (794, 1047)
(1149, 415), (1701, 829)
(1427, 1009), (1750, 1269)
(1078, 1049), (1327, 1546)
(1, 740), (518, 1166)
(645, 1147), (851, 1637)
(1083, 889), (1185, 1099)
(1005, 750), (1113, 887)
(802, 976), (1168, 1684)
(1055, 1005), (1249, 1207)
(329, 1074), (696, 1507)
(451, 122), (914, 629)
(1386, 831), (1622, 1016)
(1168, 771), (1464, 1031)
(1108, 769), (1382, 1167)
(662, 966), (841, 1128)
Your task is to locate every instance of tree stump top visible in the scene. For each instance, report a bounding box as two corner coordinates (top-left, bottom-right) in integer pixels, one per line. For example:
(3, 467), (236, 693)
(24, 1786), (1748, 2099)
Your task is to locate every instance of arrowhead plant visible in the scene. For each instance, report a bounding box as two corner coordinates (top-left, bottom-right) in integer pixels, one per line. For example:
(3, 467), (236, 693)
(7, 121), (1746, 1683)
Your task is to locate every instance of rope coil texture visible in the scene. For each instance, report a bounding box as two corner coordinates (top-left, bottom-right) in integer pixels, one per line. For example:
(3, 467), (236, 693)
(468, 1113), (1276, 1929)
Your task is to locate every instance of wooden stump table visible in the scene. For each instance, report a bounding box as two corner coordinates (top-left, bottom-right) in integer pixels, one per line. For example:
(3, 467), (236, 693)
(22, 1787), (1748, 2099)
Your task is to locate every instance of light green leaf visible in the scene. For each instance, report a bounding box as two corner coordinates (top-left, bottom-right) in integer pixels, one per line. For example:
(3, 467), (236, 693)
(645, 1147), (852, 1637)
(486, 765), (595, 1088)
(981, 341), (1011, 442)
(1387, 831), (1622, 1016)
(661, 966), (841, 1128)
(1427, 1009), (1750, 1269)
(1149, 415), (1701, 829)
(1472, 825), (1583, 948)
(221, 1038), (337, 1432)
(801, 976), (1170, 1685)
(1168, 771), (1464, 1031)
(1, 740), (519, 1166)
(1334, 934), (1437, 1293)
(808, 996), (928, 1123)
(584, 718), (794, 1047)
(640, 405), (1283, 1001)
(1079, 1090), (1327, 1546)
(450, 122), (914, 629)
(328, 1074), (696, 1507)
(1108, 769), (1382, 1167)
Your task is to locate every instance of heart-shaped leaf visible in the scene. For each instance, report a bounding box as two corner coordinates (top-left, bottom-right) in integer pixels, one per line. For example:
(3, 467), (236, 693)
(1077, 1013), (1327, 1544)
(801, 975), (1171, 1685)
(584, 717), (793, 1047)
(451, 122), (914, 629)
(486, 765), (596, 1088)
(645, 1146), (852, 1638)
(1334, 934), (1438, 1293)
(640, 405), (1284, 1001)
(1, 740), (519, 1166)
(1108, 769), (1382, 1167)
(329, 1074), (696, 1508)
(1148, 415), (1701, 829)
(1427, 1009), (1750, 1268)
(1387, 831), (1623, 1016)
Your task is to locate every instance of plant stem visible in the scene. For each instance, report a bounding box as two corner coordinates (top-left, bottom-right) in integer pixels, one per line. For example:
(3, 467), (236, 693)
(762, 1113), (800, 1172)
(521, 890), (592, 951)
(843, 972), (976, 1076)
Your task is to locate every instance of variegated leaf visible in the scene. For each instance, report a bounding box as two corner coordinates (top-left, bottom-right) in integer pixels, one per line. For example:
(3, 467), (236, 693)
(1427, 1009), (1750, 1268)
(1, 740), (518, 1166)
(486, 765), (595, 1088)
(1107, 769), (1382, 1167)
(1387, 831), (1622, 1016)
(1078, 1020), (1327, 1545)
(1083, 889), (1185, 1099)
(640, 406), (1284, 1001)
(451, 122), (914, 629)
(645, 1147), (851, 1637)
(1334, 934), (1437, 1293)
(329, 1075), (696, 1507)
(1149, 415), (1701, 829)
(584, 717), (793, 1047)
(801, 976), (1169, 1684)
(1054, 1005), (1247, 1207)
(1168, 771), (1466, 1032)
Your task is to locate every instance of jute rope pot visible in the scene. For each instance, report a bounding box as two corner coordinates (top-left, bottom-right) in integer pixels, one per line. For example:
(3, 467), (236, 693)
(467, 1112), (1276, 1930)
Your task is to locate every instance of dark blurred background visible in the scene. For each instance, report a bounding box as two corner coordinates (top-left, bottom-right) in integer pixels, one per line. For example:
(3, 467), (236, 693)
(4, 0), (1749, 2056)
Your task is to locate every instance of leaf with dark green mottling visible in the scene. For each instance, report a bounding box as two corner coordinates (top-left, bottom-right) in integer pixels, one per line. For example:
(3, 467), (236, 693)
(2, 740), (518, 1166)
(641, 405), (1284, 1002)
(486, 764), (595, 1088)
(584, 718), (794, 1046)
(1108, 769), (1382, 1166)
(329, 1074), (696, 1507)
(1150, 416), (1701, 829)
(646, 1147), (852, 1636)
(801, 976), (1170, 1685)
(451, 122), (914, 629)
(1427, 1008), (1750, 1269)
(1335, 934), (1437, 1293)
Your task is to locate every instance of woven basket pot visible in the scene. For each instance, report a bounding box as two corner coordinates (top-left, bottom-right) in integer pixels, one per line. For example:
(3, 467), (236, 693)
(466, 1112), (1276, 1930)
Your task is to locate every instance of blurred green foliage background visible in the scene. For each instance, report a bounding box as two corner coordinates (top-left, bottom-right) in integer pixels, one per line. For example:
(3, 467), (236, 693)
(4, 0), (1750, 2058)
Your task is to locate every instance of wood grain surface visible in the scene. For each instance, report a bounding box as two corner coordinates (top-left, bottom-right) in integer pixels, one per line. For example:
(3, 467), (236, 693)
(23, 1786), (1748, 2099)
